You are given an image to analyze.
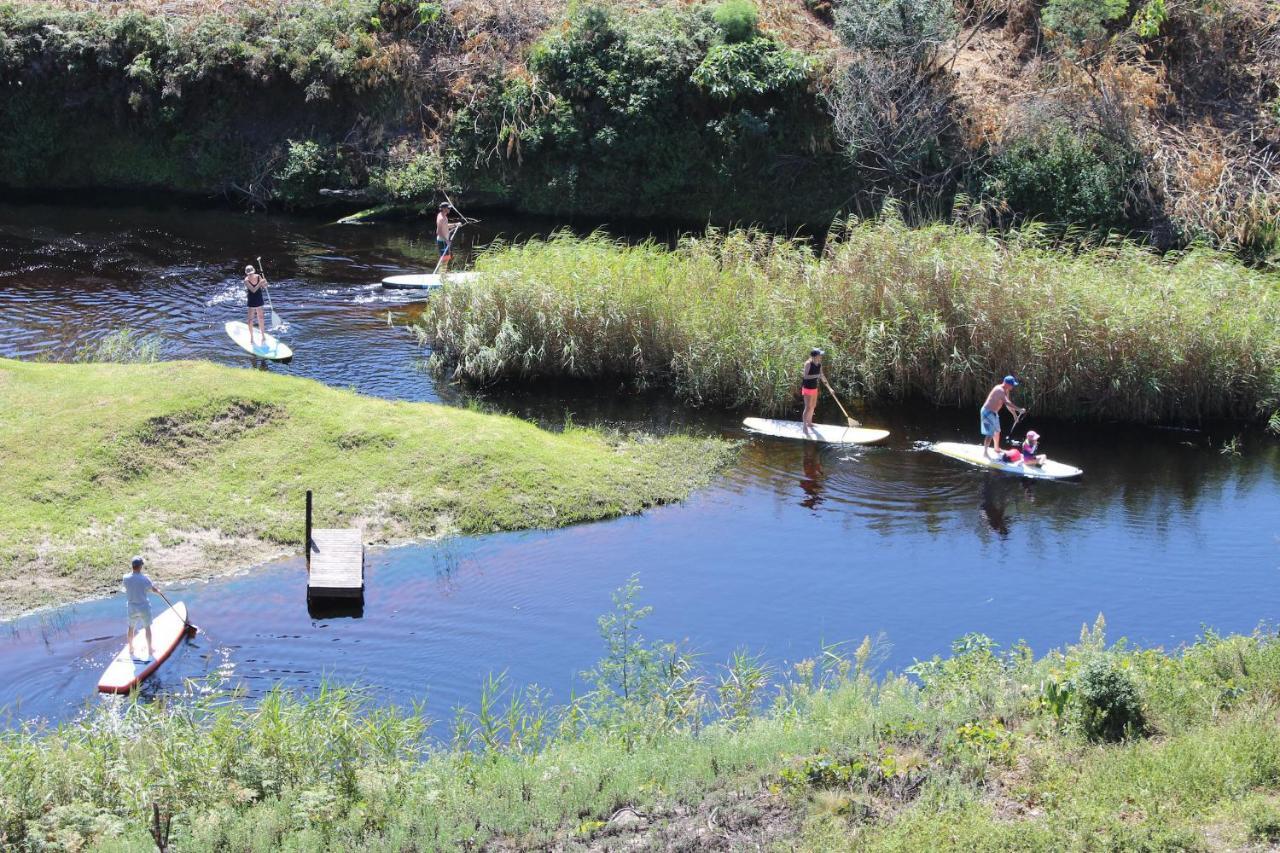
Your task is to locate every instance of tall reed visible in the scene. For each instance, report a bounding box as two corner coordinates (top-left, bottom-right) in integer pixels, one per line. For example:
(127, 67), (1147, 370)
(426, 219), (1280, 425)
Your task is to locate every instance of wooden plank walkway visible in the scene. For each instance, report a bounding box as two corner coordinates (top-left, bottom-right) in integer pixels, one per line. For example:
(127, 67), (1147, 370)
(307, 528), (364, 600)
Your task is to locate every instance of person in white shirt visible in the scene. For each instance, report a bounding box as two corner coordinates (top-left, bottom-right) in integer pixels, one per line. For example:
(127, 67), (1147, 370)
(122, 555), (160, 661)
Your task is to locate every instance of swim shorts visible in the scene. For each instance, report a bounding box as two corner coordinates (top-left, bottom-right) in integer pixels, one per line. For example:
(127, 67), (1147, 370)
(436, 237), (449, 256)
(801, 387), (818, 397)
(980, 408), (1000, 437)
(128, 605), (152, 630)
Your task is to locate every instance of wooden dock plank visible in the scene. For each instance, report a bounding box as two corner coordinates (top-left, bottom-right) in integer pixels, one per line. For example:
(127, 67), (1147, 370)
(308, 528), (364, 599)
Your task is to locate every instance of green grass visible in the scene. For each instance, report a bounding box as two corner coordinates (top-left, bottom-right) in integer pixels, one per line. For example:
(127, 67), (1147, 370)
(5, 588), (1280, 851)
(0, 358), (735, 617)
(425, 218), (1280, 426)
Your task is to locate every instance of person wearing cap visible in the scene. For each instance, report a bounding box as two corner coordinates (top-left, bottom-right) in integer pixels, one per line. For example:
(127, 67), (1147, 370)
(1018, 430), (1045, 467)
(122, 556), (161, 661)
(435, 202), (456, 270)
(800, 348), (825, 430)
(980, 374), (1026, 457)
(243, 264), (268, 345)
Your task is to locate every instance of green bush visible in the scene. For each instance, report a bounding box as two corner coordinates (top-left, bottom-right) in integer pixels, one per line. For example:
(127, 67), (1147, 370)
(449, 3), (845, 225)
(1246, 799), (1280, 843)
(1070, 657), (1147, 742)
(1041, 0), (1131, 51)
(835, 0), (957, 60)
(369, 150), (446, 203)
(712, 0), (759, 43)
(984, 125), (1145, 233)
(273, 139), (338, 205)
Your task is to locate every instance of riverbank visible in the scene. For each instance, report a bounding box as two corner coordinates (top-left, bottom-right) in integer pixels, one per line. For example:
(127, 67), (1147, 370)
(2, 0), (1276, 256)
(425, 221), (1280, 425)
(0, 359), (735, 618)
(4, 588), (1279, 850)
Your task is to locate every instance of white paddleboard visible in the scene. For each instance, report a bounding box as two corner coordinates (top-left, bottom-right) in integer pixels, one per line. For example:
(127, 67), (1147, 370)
(929, 442), (1083, 479)
(225, 321), (293, 361)
(381, 271), (480, 290)
(97, 602), (189, 694)
(743, 417), (889, 445)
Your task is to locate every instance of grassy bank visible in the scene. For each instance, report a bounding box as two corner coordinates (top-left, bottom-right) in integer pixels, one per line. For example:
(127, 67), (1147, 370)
(4, 579), (1280, 850)
(426, 220), (1280, 426)
(0, 359), (734, 617)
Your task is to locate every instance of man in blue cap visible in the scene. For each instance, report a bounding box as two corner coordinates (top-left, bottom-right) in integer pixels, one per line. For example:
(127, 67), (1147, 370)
(980, 375), (1026, 458)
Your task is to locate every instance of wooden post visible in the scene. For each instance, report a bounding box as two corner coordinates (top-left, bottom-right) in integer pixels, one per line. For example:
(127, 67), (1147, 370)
(305, 490), (313, 572)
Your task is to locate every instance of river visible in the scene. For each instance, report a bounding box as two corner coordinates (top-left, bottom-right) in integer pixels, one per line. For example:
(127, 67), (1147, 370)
(1, 201), (1277, 727)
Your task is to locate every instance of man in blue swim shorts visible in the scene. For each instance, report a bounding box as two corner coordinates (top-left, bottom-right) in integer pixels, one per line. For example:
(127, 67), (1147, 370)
(980, 375), (1026, 458)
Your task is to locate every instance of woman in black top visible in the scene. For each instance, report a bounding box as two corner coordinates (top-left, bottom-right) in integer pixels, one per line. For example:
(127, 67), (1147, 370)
(244, 264), (268, 345)
(801, 348), (824, 429)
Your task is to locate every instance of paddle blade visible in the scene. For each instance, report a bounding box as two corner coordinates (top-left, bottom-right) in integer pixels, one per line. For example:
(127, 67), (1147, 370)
(269, 310), (286, 331)
(847, 417), (862, 428)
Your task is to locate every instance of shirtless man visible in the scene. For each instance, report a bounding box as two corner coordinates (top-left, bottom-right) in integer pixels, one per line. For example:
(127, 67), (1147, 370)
(980, 375), (1026, 457)
(435, 202), (455, 271)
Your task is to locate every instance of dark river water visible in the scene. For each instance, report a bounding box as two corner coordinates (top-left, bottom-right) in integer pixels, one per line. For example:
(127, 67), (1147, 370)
(1, 201), (1278, 728)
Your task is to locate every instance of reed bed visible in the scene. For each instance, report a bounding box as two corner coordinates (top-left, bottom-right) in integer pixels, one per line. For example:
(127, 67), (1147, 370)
(427, 219), (1280, 426)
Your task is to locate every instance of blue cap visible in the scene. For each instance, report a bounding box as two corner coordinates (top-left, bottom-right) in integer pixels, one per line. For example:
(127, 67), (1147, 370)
(1003, 375), (1018, 386)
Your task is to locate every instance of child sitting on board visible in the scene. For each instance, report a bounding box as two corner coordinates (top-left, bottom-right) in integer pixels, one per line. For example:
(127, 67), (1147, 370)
(999, 430), (1045, 467)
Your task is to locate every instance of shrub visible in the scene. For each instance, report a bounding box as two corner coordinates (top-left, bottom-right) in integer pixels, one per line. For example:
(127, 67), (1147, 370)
(1246, 799), (1280, 843)
(450, 3), (845, 224)
(1070, 657), (1147, 742)
(984, 124), (1145, 233)
(834, 0), (957, 62)
(691, 38), (811, 100)
(369, 149), (446, 203)
(273, 140), (337, 205)
(712, 0), (759, 43)
(1041, 0), (1131, 52)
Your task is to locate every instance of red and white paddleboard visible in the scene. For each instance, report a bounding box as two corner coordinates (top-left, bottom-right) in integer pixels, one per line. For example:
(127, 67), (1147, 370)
(97, 602), (189, 694)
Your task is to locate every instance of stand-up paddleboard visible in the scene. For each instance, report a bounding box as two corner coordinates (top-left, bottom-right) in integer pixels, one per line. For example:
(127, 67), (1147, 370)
(225, 321), (292, 361)
(743, 417), (889, 445)
(97, 602), (189, 694)
(929, 442), (1083, 479)
(381, 271), (481, 290)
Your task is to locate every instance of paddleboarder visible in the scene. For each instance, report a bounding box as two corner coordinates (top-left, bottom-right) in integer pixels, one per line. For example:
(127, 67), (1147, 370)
(801, 348), (825, 431)
(436, 202), (456, 271)
(243, 264), (268, 345)
(980, 374), (1026, 457)
(122, 556), (161, 662)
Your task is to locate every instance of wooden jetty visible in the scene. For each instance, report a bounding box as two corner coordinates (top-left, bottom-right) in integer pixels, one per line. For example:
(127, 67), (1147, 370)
(305, 490), (364, 601)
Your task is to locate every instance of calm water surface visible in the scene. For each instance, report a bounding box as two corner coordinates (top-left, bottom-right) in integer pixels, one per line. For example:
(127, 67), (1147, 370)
(1, 202), (1277, 727)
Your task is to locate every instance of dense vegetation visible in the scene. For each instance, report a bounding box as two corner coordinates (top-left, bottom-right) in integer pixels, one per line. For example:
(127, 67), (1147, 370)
(4, 578), (1280, 851)
(1, 0), (1276, 256)
(0, 358), (733, 617)
(425, 220), (1280, 424)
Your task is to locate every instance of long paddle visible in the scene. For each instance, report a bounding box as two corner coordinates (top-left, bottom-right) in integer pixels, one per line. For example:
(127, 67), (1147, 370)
(256, 256), (285, 332)
(1009, 406), (1028, 438)
(822, 378), (862, 428)
(154, 588), (198, 638)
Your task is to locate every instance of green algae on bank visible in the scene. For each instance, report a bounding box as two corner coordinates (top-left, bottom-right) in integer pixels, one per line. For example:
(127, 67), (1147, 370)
(0, 359), (736, 618)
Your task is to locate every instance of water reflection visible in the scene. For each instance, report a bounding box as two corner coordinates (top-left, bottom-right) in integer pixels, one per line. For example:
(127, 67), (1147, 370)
(799, 443), (825, 510)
